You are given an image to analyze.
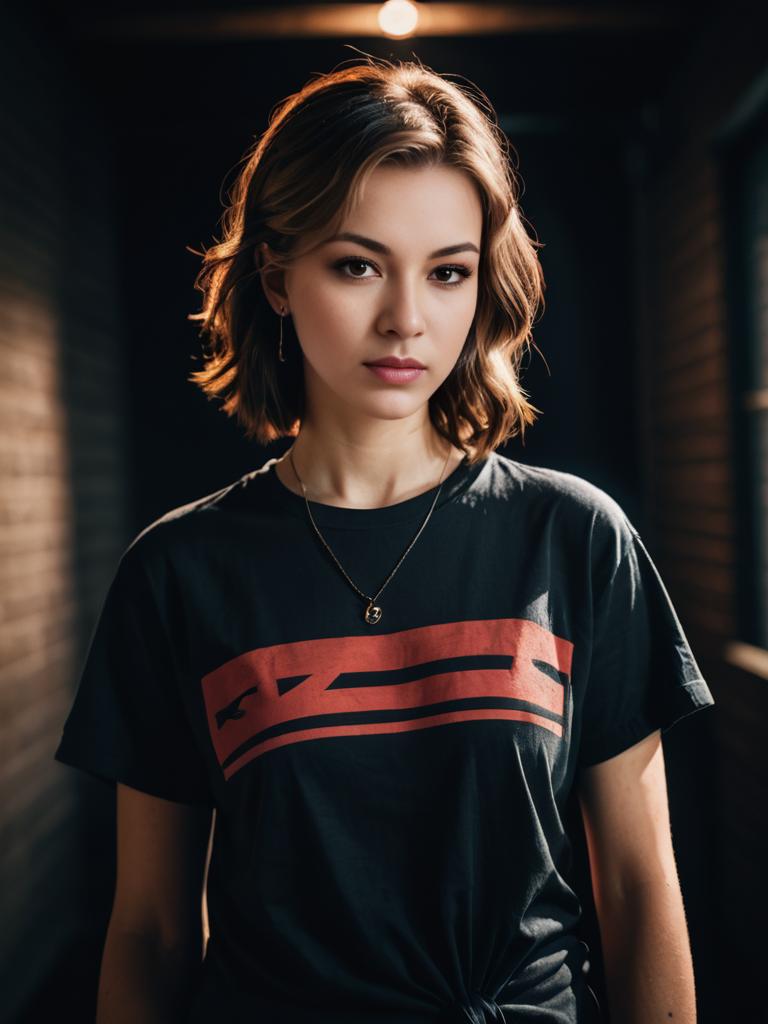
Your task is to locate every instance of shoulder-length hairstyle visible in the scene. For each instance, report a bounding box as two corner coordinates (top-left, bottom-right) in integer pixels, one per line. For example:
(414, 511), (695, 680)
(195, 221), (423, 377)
(187, 55), (546, 465)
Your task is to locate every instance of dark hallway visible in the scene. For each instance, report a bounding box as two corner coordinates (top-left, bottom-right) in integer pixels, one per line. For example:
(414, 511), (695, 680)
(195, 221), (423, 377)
(1, 3), (765, 1022)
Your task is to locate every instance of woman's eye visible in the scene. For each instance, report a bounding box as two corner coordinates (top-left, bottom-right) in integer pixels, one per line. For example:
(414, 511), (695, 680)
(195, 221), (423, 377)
(336, 258), (375, 280)
(432, 265), (473, 286)
(333, 257), (473, 288)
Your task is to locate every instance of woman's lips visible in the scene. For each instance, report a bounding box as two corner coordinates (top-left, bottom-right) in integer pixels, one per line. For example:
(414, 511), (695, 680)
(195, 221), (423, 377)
(364, 364), (426, 383)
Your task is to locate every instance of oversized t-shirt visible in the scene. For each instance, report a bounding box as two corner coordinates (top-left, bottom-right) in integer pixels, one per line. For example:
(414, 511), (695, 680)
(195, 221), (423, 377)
(53, 449), (715, 1023)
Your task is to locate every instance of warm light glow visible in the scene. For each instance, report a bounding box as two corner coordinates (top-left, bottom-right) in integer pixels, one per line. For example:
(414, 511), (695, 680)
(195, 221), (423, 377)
(378, 0), (419, 38)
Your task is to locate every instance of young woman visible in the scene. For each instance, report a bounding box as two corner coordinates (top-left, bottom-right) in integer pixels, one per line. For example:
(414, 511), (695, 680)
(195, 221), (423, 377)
(55, 56), (715, 1024)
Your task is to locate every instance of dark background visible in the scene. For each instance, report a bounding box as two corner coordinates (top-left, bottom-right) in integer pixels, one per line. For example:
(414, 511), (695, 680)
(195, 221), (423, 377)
(1, 2), (765, 1022)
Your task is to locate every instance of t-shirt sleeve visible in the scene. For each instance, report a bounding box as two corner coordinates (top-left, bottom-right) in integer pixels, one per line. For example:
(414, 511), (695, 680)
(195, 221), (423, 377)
(577, 501), (715, 768)
(53, 536), (214, 806)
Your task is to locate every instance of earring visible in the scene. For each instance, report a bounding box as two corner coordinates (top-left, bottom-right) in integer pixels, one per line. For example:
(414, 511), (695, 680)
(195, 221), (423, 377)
(278, 305), (287, 362)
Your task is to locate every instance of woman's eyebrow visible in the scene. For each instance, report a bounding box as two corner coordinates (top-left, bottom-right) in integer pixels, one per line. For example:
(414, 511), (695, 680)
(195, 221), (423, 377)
(323, 232), (480, 259)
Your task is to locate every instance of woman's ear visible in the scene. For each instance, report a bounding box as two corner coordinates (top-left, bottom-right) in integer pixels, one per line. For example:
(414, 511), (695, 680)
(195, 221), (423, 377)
(256, 243), (289, 315)
(255, 241), (270, 269)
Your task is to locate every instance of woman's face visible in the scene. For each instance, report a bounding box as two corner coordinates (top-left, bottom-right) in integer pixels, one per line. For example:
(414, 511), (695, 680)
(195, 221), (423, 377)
(276, 163), (483, 430)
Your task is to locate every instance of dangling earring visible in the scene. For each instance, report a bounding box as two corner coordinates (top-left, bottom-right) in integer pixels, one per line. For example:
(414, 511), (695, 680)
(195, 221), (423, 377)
(278, 305), (287, 362)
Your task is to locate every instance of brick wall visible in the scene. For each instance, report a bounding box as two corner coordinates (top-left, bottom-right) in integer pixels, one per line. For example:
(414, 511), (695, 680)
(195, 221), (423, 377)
(635, 11), (768, 1019)
(0, 10), (130, 1020)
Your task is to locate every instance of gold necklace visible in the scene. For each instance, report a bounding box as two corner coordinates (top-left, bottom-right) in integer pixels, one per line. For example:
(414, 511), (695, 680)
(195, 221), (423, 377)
(287, 445), (457, 625)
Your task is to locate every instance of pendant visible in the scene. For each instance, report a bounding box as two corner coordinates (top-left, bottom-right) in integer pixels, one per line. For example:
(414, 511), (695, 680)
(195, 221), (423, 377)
(364, 600), (382, 625)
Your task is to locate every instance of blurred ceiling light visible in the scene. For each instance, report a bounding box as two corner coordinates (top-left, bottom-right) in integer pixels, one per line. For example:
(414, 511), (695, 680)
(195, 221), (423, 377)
(73, 5), (686, 41)
(378, 0), (420, 39)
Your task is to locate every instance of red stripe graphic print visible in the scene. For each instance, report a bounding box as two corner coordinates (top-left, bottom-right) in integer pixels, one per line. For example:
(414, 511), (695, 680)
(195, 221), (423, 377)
(201, 617), (573, 781)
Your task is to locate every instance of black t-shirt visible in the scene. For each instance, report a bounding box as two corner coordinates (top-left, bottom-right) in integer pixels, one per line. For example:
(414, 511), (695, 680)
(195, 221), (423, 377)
(54, 450), (715, 1023)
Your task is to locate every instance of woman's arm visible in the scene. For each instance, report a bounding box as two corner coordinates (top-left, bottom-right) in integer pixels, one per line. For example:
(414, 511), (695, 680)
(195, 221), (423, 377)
(97, 927), (204, 1024)
(96, 783), (215, 1024)
(576, 730), (698, 1024)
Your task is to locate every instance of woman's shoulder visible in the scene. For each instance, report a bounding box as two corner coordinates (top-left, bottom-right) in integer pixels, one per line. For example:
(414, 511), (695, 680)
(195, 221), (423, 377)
(121, 467), (267, 573)
(487, 450), (630, 530)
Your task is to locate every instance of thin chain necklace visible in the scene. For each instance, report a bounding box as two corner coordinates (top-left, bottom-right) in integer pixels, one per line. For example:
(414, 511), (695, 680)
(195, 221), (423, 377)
(286, 445), (458, 625)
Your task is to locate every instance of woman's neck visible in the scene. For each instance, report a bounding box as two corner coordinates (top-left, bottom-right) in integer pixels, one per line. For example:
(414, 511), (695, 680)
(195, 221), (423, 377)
(273, 435), (467, 509)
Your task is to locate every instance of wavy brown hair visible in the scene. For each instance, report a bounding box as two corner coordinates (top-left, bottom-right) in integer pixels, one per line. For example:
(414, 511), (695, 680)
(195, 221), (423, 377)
(187, 54), (546, 465)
